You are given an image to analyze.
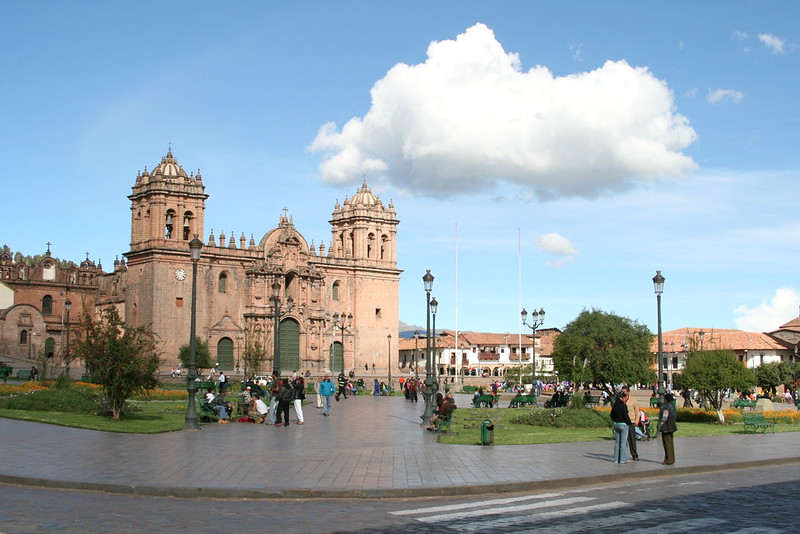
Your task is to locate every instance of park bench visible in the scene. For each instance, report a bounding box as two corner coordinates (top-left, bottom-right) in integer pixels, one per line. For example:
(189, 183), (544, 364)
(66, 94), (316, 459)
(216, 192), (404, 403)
(583, 394), (602, 407)
(462, 386), (477, 394)
(433, 411), (455, 433)
(743, 412), (775, 434)
(509, 394), (537, 408)
(199, 402), (220, 423)
(544, 394), (571, 409)
(733, 399), (757, 410)
(1, 366), (12, 383)
(471, 394), (494, 408)
(649, 397), (659, 407)
(15, 369), (31, 381)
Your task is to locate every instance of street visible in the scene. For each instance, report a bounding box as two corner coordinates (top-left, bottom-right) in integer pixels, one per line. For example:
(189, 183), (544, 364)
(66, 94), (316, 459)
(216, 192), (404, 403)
(0, 463), (797, 533)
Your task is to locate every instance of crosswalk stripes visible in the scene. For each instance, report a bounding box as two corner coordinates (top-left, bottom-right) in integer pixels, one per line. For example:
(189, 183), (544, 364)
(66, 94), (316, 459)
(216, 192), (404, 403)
(387, 490), (786, 534)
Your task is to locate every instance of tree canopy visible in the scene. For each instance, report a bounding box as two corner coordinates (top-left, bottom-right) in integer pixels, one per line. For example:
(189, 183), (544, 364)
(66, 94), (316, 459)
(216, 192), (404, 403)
(178, 337), (213, 372)
(72, 307), (161, 421)
(681, 348), (754, 422)
(551, 309), (655, 395)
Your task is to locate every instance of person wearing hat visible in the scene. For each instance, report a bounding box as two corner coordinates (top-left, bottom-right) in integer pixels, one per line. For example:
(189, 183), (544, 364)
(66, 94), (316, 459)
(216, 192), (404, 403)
(238, 386), (253, 416)
(659, 393), (678, 465)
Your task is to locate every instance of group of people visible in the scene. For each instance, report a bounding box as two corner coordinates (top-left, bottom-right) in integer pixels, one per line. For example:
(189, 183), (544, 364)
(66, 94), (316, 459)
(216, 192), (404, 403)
(399, 377), (421, 402)
(610, 386), (677, 465)
(425, 391), (457, 431)
(203, 371), (307, 426)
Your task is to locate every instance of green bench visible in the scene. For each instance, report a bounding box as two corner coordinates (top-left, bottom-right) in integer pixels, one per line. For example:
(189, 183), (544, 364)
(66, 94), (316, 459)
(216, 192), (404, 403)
(743, 412), (775, 434)
(15, 369), (31, 381)
(199, 402), (220, 423)
(509, 394), (537, 407)
(462, 386), (477, 394)
(583, 394), (602, 407)
(471, 394), (495, 408)
(433, 411), (455, 433)
(733, 399), (757, 410)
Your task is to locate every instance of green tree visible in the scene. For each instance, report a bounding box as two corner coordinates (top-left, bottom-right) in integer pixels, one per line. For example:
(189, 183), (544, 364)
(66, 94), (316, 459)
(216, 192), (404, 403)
(72, 308), (162, 421)
(681, 349), (754, 422)
(242, 323), (266, 378)
(178, 338), (213, 373)
(754, 361), (783, 397)
(551, 309), (655, 397)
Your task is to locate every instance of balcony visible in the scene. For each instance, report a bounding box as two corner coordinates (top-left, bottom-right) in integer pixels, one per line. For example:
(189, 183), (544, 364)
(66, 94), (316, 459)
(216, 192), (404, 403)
(478, 352), (500, 361)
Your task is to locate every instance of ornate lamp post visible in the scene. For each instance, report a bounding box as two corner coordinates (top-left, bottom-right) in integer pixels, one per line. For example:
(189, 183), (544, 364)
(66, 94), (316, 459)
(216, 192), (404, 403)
(421, 270), (438, 423)
(329, 312), (352, 374)
(521, 307), (545, 391)
(63, 299), (72, 378)
(271, 280), (294, 376)
(653, 270), (665, 408)
(184, 237), (203, 430)
(387, 333), (392, 393)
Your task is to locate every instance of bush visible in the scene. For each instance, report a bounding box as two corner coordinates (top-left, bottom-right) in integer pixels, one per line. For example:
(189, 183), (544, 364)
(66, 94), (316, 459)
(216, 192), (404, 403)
(510, 407), (612, 428)
(0, 387), (100, 413)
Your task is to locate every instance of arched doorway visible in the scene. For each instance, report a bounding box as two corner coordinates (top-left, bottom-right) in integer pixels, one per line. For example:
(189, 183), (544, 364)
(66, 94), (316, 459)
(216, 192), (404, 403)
(330, 341), (343, 374)
(217, 338), (234, 370)
(279, 318), (300, 373)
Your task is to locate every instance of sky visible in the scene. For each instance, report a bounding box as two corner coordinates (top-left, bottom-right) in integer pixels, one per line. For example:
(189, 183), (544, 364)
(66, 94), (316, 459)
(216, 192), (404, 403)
(1, 1), (799, 337)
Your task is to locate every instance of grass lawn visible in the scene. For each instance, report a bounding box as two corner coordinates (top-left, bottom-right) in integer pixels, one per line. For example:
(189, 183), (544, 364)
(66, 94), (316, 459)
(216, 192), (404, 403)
(438, 407), (800, 445)
(0, 400), (191, 433)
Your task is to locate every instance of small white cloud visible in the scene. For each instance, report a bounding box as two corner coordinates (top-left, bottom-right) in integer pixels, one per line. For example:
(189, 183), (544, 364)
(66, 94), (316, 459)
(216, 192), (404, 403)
(707, 88), (745, 104)
(310, 23), (698, 200)
(734, 287), (800, 332)
(733, 30), (749, 40)
(535, 232), (579, 259)
(569, 42), (584, 62)
(758, 33), (786, 54)
(684, 88), (698, 98)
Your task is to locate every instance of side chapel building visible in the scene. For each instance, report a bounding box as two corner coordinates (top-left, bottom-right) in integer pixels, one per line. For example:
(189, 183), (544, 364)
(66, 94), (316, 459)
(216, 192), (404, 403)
(1, 150), (401, 377)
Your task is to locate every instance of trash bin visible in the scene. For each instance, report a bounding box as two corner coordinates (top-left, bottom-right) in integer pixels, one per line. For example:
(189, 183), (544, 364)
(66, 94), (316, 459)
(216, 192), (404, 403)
(480, 419), (494, 446)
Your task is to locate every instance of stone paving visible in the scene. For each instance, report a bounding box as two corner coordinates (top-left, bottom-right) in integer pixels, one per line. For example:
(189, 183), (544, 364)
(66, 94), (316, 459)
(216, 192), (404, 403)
(0, 394), (798, 499)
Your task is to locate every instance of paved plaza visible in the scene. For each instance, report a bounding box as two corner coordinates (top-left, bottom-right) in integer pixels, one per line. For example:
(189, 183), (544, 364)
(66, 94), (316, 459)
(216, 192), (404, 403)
(0, 394), (798, 499)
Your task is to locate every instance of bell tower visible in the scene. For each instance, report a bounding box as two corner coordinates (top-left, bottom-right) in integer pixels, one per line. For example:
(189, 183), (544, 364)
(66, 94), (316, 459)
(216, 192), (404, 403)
(128, 150), (208, 252)
(329, 182), (398, 265)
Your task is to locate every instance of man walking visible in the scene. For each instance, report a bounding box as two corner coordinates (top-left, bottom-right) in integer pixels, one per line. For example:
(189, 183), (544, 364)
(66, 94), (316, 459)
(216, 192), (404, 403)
(621, 385), (640, 461)
(335, 372), (348, 401)
(319, 374), (336, 416)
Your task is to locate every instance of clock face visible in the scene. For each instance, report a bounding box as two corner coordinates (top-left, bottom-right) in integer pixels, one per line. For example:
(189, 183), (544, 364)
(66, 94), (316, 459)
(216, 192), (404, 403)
(175, 268), (187, 281)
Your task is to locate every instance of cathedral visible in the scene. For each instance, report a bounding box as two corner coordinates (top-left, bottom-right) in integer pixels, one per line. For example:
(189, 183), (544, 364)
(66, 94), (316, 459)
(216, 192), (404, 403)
(0, 150), (401, 378)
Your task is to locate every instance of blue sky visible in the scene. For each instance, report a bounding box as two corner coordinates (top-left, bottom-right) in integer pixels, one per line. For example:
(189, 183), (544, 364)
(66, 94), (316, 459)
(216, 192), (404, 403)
(2, 1), (799, 336)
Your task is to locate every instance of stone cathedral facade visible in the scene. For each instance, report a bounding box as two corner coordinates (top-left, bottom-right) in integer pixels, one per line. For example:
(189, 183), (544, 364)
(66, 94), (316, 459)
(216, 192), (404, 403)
(2, 150), (401, 377)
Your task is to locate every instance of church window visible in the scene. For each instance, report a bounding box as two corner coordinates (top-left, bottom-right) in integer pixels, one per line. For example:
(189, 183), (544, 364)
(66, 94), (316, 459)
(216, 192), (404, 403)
(45, 337), (55, 358)
(176, 297), (183, 307)
(381, 235), (389, 260)
(219, 272), (228, 293)
(332, 282), (340, 301)
(375, 308), (382, 318)
(42, 295), (53, 315)
(367, 233), (375, 259)
(20, 330), (28, 344)
(165, 210), (176, 239)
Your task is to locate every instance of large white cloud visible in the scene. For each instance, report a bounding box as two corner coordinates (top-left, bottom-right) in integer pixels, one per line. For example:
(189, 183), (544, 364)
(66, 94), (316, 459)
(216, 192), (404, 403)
(733, 287), (800, 332)
(310, 23), (698, 199)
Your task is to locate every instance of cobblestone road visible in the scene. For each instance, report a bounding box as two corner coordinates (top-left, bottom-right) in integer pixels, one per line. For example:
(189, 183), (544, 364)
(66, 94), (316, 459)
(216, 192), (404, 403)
(1, 463), (798, 533)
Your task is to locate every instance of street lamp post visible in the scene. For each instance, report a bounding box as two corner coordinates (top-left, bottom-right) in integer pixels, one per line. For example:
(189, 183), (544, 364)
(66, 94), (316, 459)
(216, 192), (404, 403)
(387, 333), (392, 393)
(271, 280), (294, 376)
(653, 270), (665, 408)
(431, 297), (438, 384)
(330, 312), (352, 374)
(421, 270), (438, 423)
(521, 307), (545, 392)
(184, 237), (203, 430)
(64, 299), (72, 378)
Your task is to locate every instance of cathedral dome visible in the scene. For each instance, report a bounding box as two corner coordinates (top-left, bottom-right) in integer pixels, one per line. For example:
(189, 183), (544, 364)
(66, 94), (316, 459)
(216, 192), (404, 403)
(348, 182), (382, 207)
(151, 150), (188, 179)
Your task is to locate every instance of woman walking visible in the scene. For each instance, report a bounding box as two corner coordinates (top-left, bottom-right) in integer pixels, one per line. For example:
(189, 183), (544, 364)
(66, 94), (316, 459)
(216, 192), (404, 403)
(659, 392), (678, 465)
(610, 391), (632, 463)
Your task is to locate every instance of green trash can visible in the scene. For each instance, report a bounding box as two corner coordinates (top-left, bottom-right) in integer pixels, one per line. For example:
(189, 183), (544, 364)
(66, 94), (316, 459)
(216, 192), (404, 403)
(480, 420), (494, 446)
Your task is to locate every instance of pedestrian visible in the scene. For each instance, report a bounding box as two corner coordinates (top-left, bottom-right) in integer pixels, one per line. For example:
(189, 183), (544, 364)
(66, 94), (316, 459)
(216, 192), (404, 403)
(621, 385), (640, 461)
(274, 378), (295, 427)
(218, 370), (228, 393)
(659, 392), (678, 465)
(319, 374), (336, 416)
(267, 371), (280, 424)
(610, 391), (632, 463)
(409, 378), (418, 403)
(681, 389), (693, 408)
(335, 372), (347, 401)
(293, 376), (306, 424)
(372, 378), (380, 396)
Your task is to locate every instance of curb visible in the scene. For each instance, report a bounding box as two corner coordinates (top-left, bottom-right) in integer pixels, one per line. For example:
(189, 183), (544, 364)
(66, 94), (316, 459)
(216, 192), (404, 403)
(2, 456), (799, 500)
